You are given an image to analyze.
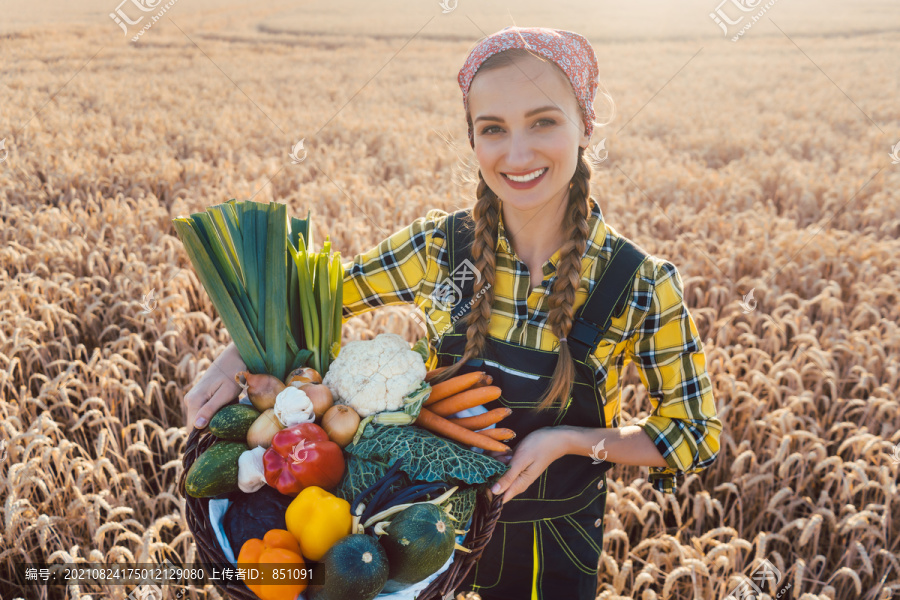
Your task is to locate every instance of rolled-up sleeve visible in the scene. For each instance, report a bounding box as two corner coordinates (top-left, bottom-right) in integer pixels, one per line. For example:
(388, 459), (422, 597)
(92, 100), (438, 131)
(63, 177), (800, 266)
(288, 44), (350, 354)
(625, 259), (722, 494)
(341, 209), (448, 323)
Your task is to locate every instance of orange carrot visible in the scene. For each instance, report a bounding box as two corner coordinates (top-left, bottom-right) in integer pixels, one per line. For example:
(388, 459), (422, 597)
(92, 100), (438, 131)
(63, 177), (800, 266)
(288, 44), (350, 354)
(424, 372), (486, 406)
(478, 428), (516, 442)
(429, 386), (502, 417)
(415, 408), (510, 453)
(470, 373), (493, 388)
(425, 366), (449, 383)
(449, 407), (512, 430)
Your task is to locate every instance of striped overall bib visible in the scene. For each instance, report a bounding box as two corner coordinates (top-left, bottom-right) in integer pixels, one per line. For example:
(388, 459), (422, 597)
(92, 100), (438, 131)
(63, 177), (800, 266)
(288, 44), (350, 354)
(436, 209), (649, 600)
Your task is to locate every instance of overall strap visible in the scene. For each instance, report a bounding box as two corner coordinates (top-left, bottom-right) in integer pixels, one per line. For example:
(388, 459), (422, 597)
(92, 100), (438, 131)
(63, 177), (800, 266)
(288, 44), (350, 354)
(567, 236), (649, 364)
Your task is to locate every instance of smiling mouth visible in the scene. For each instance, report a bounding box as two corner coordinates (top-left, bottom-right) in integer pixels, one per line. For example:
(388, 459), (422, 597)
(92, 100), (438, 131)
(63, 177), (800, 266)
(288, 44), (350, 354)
(502, 168), (547, 183)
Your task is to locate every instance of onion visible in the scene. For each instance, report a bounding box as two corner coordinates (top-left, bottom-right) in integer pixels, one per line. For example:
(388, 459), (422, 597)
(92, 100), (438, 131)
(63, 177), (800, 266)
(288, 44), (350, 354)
(301, 384), (334, 420)
(246, 408), (285, 448)
(321, 405), (360, 448)
(285, 367), (322, 388)
(235, 371), (285, 412)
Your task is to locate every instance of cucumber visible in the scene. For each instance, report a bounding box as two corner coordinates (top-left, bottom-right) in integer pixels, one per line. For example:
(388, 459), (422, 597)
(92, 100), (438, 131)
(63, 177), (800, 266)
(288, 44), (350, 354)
(379, 503), (455, 590)
(308, 534), (388, 600)
(185, 440), (247, 498)
(209, 404), (260, 440)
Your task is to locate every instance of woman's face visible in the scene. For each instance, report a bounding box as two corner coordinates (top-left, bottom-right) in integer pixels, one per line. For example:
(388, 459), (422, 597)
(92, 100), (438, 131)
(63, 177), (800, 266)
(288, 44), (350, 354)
(468, 54), (590, 212)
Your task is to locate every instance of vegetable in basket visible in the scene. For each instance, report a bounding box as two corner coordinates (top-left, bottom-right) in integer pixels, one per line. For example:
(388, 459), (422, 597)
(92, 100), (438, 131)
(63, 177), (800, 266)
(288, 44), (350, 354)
(335, 424), (509, 526)
(378, 503), (456, 592)
(307, 534), (389, 600)
(285, 486), (352, 561)
(322, 333), (427, 417)
(224, 485), (295, 557)
(173, 201), (315, 383)
(185, 440), (247, 498)
(209, 404), (260, 440)
(263, 423), (344, 495)
(237, 529), (308, 600)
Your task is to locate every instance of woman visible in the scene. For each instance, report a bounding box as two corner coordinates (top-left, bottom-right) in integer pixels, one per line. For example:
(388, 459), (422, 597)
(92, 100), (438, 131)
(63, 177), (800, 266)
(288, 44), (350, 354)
(184, 26), (722, 600)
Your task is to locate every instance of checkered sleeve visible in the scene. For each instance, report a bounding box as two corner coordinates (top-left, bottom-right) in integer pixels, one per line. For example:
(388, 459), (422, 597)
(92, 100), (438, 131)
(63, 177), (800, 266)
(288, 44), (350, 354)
(626, 259), (722, 494)
(341, 209), (448, 322)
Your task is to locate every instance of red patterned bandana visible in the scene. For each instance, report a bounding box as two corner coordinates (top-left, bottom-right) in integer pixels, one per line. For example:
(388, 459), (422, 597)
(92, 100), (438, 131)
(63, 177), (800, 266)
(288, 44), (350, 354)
(458, 26), (600, 149)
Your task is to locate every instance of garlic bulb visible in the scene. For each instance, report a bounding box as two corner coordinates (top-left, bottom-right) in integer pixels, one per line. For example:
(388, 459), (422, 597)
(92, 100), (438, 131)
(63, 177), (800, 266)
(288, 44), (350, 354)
(237, 446), (267, 493)
(273, 386), (316, 427)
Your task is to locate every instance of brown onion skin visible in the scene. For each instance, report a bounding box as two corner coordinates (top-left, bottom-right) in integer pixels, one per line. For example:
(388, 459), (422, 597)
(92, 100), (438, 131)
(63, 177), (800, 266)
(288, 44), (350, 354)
(235, 371), (285, 412)
(321, 405), (360, 448)
(285, 367), (322, 387)
(300, 384), (334, 420)
(246, 408), (285, 448)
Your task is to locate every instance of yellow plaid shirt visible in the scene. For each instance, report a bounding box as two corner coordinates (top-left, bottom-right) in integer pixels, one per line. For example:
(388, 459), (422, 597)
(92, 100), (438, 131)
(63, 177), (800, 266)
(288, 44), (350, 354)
(341, 198), (721, 494)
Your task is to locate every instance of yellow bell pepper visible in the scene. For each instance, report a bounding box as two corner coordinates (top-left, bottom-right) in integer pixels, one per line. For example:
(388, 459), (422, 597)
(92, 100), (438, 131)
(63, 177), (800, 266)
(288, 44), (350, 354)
(237, 529), (307, 600)
(285, 485), (352, 561)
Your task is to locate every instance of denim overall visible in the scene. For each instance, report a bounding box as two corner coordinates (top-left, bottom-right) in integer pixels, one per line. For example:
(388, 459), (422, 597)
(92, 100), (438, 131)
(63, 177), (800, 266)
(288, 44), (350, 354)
(435, 209), (649, 600)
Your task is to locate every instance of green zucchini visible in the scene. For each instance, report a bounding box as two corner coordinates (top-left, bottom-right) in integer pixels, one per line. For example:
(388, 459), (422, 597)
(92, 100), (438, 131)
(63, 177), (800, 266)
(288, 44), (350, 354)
(209, 404), (260, 440)
(379, 503), (455, 590)
(184, 440), (247, 498)
(309, 534), (388, 600)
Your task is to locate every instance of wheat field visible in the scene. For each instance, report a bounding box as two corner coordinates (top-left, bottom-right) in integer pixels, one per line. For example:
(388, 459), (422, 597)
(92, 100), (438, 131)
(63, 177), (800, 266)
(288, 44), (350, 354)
(1, 1), (899, 599)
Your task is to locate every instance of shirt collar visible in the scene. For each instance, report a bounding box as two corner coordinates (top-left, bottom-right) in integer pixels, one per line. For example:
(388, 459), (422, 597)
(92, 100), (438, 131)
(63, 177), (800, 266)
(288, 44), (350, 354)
(496, 198), (605, 274)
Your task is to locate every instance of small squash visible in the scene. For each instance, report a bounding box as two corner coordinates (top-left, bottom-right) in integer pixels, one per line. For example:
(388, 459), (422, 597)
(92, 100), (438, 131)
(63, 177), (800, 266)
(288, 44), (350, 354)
(308, 534), (388, 600)
(378, 502), (455, 590)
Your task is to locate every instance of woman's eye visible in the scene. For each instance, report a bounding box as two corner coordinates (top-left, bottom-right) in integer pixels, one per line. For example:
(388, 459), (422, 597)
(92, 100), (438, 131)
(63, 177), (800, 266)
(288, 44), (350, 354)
(480, 119), (556, 135)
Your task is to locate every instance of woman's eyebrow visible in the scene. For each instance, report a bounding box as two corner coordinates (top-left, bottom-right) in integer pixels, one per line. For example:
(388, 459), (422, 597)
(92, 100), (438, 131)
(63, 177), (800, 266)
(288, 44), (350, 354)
(474, 105), (562, 123)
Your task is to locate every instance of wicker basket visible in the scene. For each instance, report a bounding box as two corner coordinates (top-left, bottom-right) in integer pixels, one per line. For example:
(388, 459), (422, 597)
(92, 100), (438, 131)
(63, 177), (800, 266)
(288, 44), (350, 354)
(178, 426), (504, 600)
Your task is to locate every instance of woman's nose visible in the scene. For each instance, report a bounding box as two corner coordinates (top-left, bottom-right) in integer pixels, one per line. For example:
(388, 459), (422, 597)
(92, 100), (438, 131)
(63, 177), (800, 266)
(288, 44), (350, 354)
(504, 129), (536, 165)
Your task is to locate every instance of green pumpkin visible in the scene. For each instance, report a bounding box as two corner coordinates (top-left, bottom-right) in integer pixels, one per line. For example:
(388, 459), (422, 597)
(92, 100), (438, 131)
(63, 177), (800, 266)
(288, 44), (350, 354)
(309, 534), (388, 600)
(379, 503), (455, 590)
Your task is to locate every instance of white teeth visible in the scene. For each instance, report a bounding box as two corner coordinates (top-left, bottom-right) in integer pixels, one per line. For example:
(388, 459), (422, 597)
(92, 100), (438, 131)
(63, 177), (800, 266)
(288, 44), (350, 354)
(505, 168), (546, 182)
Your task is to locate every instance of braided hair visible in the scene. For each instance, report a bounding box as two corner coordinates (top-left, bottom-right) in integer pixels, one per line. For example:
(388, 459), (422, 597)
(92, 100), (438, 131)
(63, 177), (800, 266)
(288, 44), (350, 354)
(429, 48), (595, 414)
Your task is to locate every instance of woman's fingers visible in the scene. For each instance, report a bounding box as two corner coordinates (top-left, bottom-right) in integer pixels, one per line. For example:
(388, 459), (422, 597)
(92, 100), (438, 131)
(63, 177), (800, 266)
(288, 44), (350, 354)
(490, 452), (538, 503)
(191, 378), (240, 430)
(485, 449), (513, 464)
(183, 343), (248, 431)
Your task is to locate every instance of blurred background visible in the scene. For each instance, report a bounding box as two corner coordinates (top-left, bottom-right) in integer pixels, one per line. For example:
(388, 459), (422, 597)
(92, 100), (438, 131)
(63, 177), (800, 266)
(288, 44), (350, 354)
(1, 1), (899, 599)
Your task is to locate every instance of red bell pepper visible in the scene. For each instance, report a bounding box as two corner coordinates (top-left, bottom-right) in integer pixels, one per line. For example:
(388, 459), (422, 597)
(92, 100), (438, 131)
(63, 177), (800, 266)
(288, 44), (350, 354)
(263, 422), (345, 495)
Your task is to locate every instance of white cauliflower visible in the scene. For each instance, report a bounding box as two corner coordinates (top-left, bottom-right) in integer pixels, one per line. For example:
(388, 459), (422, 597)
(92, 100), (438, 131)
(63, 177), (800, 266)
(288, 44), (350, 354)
(322, 333), (426, 417)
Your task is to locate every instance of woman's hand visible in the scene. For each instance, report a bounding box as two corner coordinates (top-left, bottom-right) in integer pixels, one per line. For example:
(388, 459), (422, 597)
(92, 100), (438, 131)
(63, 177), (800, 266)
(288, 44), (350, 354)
(183, 342), (247, 431)
(487, 427), (571, 504)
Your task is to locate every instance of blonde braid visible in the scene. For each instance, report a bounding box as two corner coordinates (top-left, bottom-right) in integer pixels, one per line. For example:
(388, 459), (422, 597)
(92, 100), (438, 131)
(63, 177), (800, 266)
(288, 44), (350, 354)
(534, 146), (592, 412)
(428, 172), (499, 385)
